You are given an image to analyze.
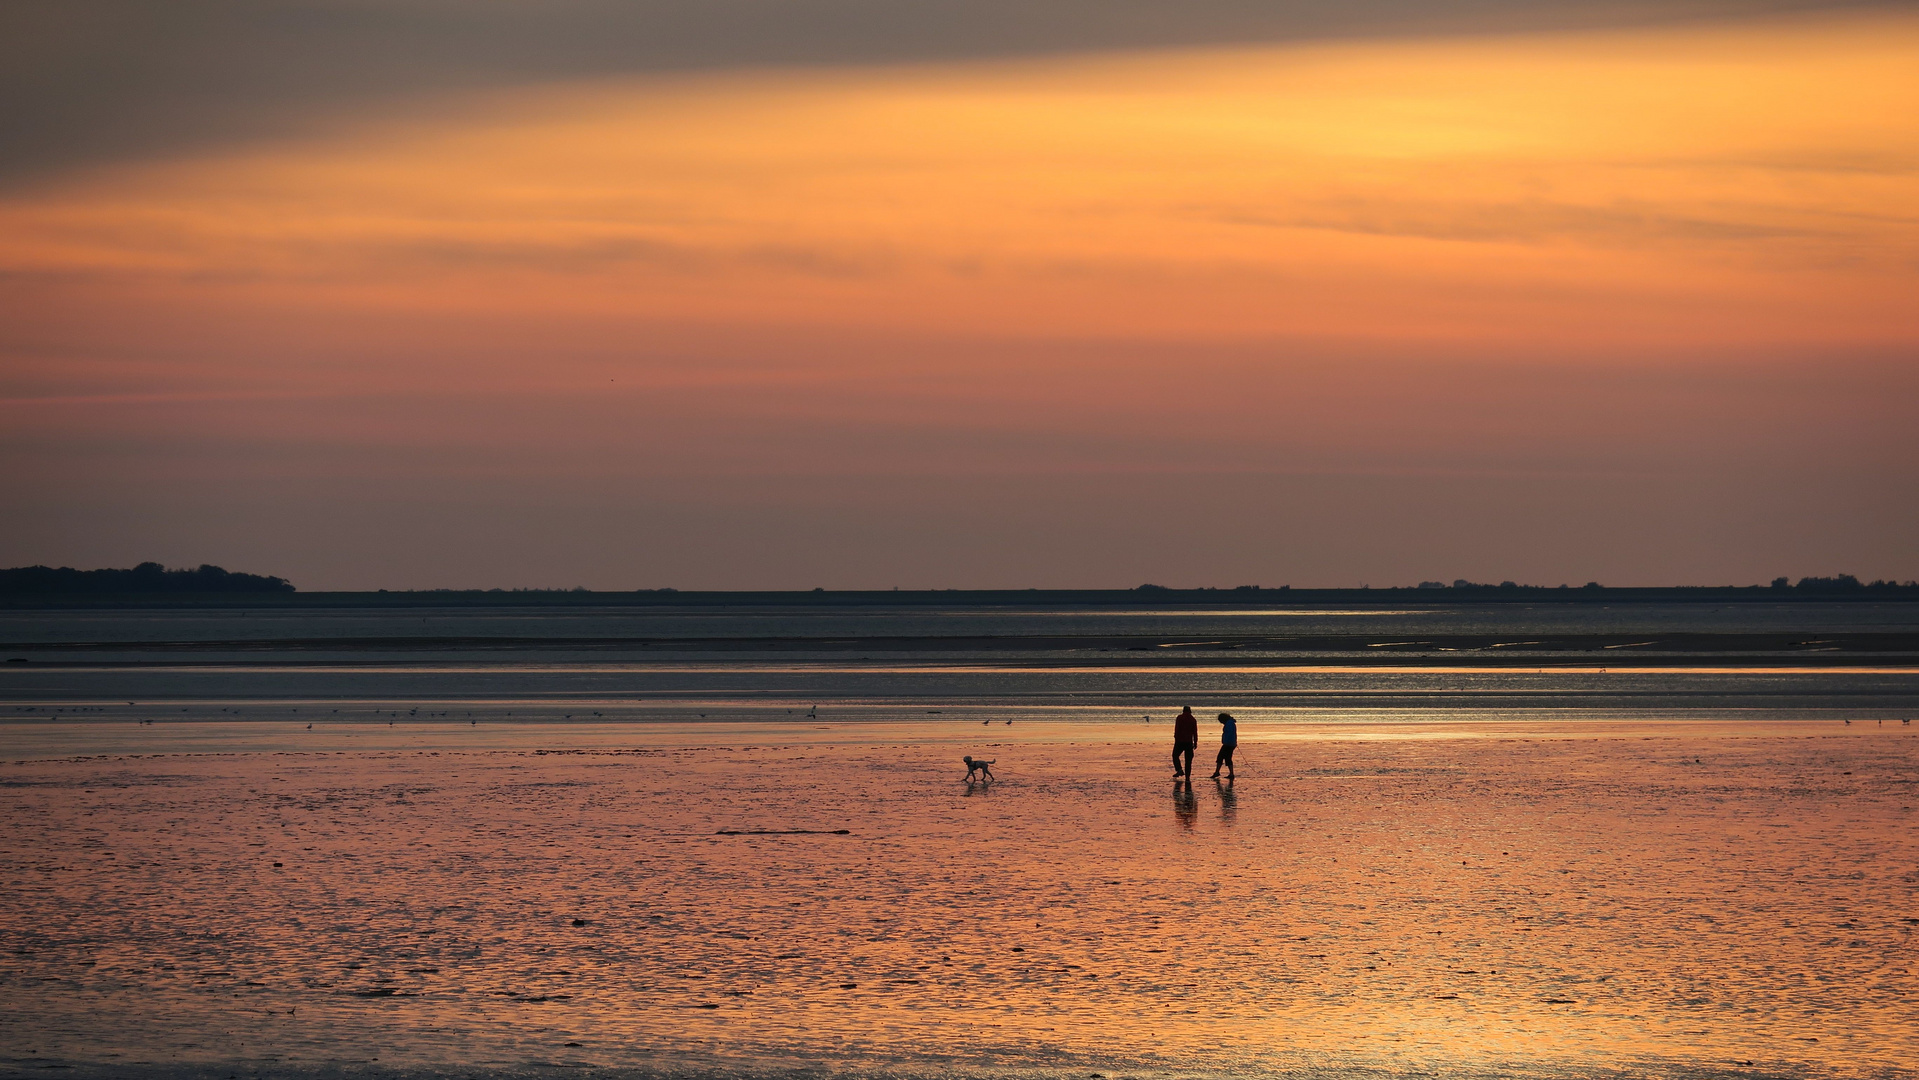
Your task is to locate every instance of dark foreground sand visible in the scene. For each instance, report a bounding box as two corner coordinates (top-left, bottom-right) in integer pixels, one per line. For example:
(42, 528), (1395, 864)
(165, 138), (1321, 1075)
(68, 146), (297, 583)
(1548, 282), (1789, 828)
(1, 720), (1914, 1080)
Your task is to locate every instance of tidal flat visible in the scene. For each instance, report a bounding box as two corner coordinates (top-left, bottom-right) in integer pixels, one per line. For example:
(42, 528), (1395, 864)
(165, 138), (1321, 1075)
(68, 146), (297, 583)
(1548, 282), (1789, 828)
(2, 720), (1914, 1080)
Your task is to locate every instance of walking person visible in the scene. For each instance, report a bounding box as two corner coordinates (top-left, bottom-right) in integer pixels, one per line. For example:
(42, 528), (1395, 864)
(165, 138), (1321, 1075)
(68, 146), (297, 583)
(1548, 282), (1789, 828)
(1209, 711), (1238, 780)
(1172, 706), (1198, 777)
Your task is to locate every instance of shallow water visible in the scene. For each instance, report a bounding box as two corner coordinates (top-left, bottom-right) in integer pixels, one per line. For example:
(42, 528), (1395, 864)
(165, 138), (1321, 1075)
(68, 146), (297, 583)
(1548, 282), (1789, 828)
(4, 602), (1916, 1077)
(7, 602), (1917, 729)
(2, 721), (1915, 1079)
(6, 600), (1919, 647)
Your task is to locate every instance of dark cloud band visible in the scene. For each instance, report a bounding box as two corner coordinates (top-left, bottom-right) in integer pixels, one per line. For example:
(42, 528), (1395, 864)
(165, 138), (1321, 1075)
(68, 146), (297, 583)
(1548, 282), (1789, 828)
(0, 0), (1894, 185)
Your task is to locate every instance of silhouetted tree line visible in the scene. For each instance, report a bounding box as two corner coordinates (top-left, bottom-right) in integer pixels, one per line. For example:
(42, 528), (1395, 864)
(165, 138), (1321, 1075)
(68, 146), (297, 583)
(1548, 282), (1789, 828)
(1414, 575), (1917, 592)
(1414, 579), (1603, 590)
(1770, 574), (1916, 592)
(1135, 583), (1292, 592)
(0, 562), (294, 594)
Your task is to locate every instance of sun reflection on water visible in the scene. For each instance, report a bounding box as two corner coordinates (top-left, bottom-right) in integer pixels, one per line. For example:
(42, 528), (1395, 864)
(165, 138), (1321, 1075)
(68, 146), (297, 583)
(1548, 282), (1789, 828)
(0, 725), (1914, 1078)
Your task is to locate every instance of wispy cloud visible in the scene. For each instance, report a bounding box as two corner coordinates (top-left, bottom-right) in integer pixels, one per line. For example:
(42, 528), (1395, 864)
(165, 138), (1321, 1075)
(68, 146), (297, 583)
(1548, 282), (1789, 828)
(1222, 199), (1819, 246)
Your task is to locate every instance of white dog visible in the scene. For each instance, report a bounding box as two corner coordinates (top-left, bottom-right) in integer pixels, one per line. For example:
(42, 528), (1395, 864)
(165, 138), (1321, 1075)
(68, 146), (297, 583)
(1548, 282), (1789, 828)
(963, 755), (995, 782)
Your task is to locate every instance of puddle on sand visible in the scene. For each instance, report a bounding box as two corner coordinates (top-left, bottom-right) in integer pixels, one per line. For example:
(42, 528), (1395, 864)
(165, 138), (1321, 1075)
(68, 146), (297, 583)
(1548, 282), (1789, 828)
(0, 723), (1915, 1079)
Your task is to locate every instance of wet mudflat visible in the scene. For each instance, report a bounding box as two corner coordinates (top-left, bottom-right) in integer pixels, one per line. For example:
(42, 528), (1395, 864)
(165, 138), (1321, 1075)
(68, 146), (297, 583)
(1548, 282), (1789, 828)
(1, 721), (1915, 1080)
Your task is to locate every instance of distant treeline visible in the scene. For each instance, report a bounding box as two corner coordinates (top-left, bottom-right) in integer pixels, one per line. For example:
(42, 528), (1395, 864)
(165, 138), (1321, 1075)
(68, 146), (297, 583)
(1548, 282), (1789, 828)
(4, 565), (1916, 606)
(0, 562), (295, 595)
(1402, 574), (1916, 594)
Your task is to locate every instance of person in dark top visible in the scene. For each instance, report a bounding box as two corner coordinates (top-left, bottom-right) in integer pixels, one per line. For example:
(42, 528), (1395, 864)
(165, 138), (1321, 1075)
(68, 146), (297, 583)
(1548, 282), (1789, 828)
(1210, 711), (1238, 779)
(1172, 706), (1198, 777)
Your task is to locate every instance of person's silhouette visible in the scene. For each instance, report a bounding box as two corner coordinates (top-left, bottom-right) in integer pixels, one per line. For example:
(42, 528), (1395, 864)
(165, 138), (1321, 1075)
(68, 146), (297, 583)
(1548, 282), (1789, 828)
(1209, 712), (1238, 779)
(1172, 706), (1198, 777)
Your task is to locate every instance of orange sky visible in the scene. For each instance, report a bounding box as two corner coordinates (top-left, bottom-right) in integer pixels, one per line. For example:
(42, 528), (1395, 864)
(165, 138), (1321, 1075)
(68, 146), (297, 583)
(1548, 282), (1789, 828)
(2, 11), (1915, 588)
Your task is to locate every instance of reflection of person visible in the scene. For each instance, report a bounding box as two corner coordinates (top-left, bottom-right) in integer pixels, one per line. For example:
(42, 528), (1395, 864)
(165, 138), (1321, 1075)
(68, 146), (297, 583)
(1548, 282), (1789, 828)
(1174, 777), (1197, 829)
(1172, 706), (1198, 777)
(1209, 712), (1238, 780)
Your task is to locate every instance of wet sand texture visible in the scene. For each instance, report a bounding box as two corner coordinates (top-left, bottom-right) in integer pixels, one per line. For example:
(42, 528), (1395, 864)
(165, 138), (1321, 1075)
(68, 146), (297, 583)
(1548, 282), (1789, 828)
(2, 724), (1915, 1079)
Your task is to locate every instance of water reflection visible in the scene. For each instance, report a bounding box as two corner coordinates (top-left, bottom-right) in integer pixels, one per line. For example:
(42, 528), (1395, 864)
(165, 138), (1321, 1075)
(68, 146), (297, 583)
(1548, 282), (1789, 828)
(2, 726), (1916, 1078)
(1216, 777), (1237, 826)
(1173, 778), (1197, 830)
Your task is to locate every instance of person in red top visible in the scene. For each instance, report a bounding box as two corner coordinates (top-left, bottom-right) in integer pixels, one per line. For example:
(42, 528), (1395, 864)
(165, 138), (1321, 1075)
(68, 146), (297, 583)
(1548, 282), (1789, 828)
(1172, 706), (1199, 778)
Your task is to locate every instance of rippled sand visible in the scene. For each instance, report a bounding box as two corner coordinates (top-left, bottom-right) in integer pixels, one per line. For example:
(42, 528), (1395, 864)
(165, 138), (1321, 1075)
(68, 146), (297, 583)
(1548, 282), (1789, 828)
(2, 721), (1915, 1079)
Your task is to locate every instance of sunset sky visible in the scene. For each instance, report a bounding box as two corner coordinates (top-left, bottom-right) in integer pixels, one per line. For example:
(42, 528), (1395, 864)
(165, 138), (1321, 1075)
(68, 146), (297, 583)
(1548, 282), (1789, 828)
(2, 0), (1914, 590)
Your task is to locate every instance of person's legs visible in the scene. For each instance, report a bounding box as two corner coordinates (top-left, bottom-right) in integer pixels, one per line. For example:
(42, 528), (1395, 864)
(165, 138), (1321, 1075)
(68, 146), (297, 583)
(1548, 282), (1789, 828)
(1172, 742), (1184, 775)
(1220, 744), (1235, 779)
(1177, 744), (1195, 777)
